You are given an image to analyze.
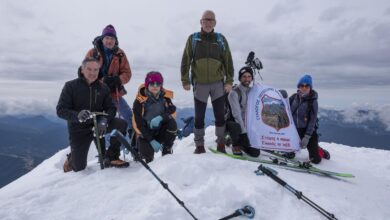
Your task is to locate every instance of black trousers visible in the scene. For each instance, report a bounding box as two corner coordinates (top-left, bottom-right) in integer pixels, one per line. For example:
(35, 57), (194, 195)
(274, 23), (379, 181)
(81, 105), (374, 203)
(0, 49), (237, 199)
(226, 121), (260, 157)
(138, 118), (177, 163)
(69, 118), (127, 171)
(194, 95), (225, 129)
(297, 128), (321, 164)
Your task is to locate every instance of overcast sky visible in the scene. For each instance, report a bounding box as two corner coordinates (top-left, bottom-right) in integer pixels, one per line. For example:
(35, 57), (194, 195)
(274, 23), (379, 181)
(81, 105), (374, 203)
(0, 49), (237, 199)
(0, 0), (389, 115)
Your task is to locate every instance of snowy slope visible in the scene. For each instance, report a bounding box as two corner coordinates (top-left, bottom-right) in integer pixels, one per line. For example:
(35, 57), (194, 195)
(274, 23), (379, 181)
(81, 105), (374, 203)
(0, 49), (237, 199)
(0, 127), (389, 220)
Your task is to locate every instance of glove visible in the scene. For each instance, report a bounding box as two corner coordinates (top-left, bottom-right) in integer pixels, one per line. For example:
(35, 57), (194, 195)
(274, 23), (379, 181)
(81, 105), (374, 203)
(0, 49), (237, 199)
(150, 140), (162, 152)
(104, 75), (121, 91)
(149, 116), (163, 129)
(300, 134), (311, 149)
(78, 110), (92, 123)
(97, 117), (108, 137)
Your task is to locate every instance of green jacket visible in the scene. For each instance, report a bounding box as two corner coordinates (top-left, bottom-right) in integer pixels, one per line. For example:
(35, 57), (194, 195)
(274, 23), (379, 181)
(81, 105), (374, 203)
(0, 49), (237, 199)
(181, 31), (234, 86)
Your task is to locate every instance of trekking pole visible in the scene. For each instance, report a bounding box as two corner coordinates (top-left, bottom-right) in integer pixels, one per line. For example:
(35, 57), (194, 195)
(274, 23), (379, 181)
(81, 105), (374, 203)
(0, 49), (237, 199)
(110, 129), (198, 220)
(219, 205), (255, 220)
(91, 112), (108, 170)
(257, 165), (338, 220)
(115, 87), (122, 118)
(114, 87), (126, 161)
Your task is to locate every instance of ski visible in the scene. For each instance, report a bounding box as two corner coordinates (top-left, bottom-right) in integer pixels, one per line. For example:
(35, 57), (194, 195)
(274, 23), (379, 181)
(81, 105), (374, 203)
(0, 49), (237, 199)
(260, 150), (355, 178)
(208, 148), (354, 178)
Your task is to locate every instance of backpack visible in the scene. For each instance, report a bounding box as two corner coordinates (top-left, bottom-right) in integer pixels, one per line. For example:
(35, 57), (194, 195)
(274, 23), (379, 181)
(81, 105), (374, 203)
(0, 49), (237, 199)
(225, 85), (242, 122)
(191, 32), (225, 57)
(290, 93), (319, 129)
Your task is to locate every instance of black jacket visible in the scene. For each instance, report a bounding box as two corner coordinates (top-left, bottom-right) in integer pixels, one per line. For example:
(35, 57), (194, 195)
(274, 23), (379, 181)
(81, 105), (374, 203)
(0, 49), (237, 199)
(289, 90), (318, 136)
(56, 68), (116, 133)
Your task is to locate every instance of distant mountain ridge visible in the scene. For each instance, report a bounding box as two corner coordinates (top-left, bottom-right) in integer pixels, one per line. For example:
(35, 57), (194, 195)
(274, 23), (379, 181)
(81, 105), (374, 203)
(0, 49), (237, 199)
(0, 107), (389, 188)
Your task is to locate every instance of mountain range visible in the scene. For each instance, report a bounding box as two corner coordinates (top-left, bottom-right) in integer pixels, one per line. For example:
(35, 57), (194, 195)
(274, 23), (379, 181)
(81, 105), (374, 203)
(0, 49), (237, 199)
(0, 107), (389, 188)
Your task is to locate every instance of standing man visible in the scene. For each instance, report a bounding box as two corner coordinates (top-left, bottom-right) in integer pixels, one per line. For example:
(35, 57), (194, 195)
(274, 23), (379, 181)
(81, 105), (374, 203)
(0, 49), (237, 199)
(181, 10), (234, 154)
(86, 24), (133, 134)
(57, 58), (129, 172)
(226, 67), (260, 157)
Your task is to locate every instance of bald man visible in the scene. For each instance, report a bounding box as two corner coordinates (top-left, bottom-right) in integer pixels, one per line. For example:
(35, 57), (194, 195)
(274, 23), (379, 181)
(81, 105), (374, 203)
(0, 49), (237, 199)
(181, 10), (234, 154)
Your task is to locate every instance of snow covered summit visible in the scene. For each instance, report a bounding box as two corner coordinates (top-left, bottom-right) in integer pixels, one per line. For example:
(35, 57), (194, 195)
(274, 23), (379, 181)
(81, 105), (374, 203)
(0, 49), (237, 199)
(0, 127), (389, 220)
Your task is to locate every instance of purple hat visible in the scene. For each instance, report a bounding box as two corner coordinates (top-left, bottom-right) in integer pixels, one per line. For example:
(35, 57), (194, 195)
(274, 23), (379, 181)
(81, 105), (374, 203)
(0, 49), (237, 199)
(145, 71), (164, 88)
(102, 24), (117, 38)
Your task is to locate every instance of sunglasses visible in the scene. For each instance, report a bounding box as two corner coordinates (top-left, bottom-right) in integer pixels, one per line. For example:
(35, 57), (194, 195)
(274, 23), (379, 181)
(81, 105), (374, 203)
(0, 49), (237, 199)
(202, 18), (215, 22)
(299, 84), (310, 88)
(149, 82), (162, 87)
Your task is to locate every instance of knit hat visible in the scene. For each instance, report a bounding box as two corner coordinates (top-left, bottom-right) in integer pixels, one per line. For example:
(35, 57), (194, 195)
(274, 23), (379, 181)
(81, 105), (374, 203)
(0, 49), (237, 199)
(102, 24), (117, 38)
(297, 74), (313, 88)
(145, 71), (164, 88)
(238, 66), (254, 80)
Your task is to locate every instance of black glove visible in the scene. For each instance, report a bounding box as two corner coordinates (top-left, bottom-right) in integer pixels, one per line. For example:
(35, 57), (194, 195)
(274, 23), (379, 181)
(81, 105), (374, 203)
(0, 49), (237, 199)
(78, 110), (92, 123)
(97, 117), (108, 137)
(103, 75), (121, 92)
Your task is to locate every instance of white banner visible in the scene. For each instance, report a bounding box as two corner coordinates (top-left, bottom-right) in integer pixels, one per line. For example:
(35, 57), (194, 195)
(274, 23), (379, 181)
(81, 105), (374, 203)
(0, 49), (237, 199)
(246, 83), (300, 152)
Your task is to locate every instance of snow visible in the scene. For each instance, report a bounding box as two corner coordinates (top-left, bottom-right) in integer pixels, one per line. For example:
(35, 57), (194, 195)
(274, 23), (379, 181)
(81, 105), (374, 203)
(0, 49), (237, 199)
(1, 127), (390, 220)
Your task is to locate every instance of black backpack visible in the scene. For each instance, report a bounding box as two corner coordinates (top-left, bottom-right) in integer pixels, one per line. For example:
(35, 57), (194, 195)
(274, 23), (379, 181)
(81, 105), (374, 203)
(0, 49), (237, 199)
(225, 85), (242, 122)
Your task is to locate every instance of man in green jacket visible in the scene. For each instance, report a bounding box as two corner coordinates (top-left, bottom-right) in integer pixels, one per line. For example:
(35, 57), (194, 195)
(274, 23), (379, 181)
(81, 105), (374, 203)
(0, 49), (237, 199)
(181, 10), (234, 154)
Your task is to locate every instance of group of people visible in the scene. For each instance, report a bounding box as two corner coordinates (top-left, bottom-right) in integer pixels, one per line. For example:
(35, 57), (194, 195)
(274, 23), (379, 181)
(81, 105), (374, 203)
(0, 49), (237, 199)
(57, 10), (329, 173)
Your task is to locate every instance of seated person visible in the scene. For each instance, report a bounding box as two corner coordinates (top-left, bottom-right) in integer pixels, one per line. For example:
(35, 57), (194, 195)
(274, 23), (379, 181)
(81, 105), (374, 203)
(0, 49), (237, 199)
(226, 67), (260, 157)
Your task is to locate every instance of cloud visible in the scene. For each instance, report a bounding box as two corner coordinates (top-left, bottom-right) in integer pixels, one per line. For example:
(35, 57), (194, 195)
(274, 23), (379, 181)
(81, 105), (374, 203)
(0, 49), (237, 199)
(319, 6), (346, 22)
(266, 2), (302, 22)
(0, 0), (389, 113)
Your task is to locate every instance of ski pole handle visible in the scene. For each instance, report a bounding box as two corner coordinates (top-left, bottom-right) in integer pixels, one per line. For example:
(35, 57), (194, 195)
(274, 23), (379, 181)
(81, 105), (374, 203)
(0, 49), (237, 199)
(91, 112), (108, 116)
(258, 165), (286, 187)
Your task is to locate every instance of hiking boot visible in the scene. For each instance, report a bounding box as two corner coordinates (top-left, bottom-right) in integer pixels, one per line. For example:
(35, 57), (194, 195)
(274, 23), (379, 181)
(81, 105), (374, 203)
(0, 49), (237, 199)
(162, 146), (173, 156)
(194, 146), (206, 154)
(281, 152), (296, 159)
(63, 155), (72, 173)
(104, 158), (129, 168)
(217, 142), (226, 154)
(225, 134), (232, 147)
(318, 147), (331, 160)
(232, 146), (243, 156)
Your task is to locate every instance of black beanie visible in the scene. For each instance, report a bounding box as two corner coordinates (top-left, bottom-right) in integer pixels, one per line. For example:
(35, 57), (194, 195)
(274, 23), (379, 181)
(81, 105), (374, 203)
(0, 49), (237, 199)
(238, 66), (253, 80)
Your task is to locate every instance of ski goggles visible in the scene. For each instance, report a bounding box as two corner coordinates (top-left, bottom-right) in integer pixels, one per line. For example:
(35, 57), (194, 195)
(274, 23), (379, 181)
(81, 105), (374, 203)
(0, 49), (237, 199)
(149, 82), (162, 87)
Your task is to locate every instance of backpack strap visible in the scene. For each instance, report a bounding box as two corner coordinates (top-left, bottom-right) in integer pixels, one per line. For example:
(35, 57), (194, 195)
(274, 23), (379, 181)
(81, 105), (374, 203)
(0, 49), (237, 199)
(92, 48), (100, 60)
(215, 32), (225, 51)
(233, 86), (242, 108)
(191, 32), (225, 58)
(191, 32), (201, 57)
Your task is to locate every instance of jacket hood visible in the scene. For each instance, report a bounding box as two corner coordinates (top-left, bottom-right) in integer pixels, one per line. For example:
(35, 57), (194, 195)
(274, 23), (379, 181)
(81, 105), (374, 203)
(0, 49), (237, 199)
(135, 84), (173, 103)
(77, 66), (100, 85)
(300, 89), (318, 101)
(77, 66), (84, 78)
(92, 36), (119, 54)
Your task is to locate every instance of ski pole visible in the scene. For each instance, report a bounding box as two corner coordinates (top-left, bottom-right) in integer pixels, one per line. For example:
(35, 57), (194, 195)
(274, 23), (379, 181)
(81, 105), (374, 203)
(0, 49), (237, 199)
(219, 205), (255, 220)
(257, 165), (338, 220)
(110, 129), (198, 220)
(91, 112), (108, 170)
(115, 87), (122, 118)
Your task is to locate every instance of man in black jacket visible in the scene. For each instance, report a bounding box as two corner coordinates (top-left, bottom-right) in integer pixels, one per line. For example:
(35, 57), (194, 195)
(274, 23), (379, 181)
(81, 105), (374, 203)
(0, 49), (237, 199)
(57, 57), (129, 172)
